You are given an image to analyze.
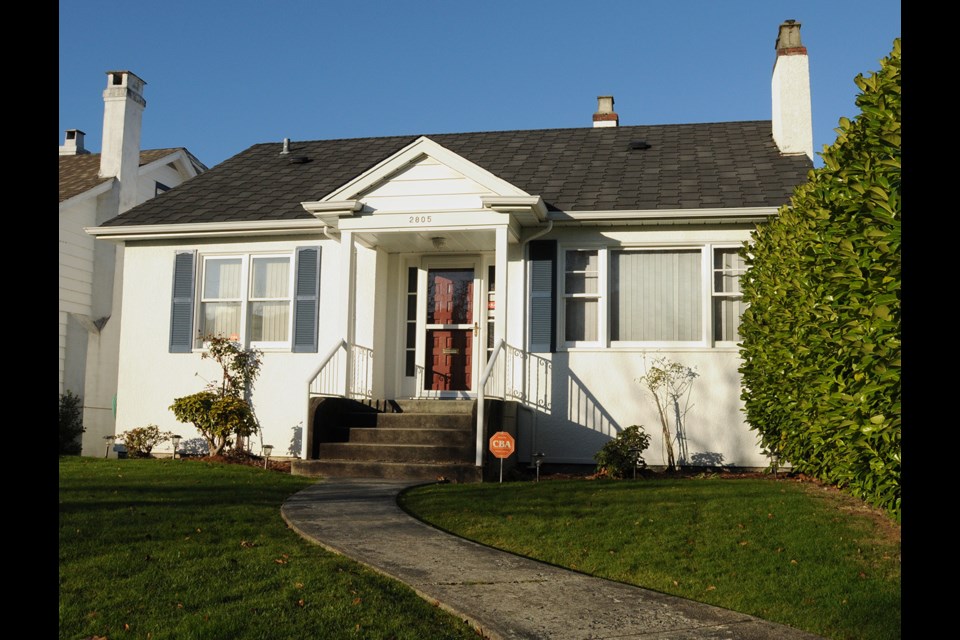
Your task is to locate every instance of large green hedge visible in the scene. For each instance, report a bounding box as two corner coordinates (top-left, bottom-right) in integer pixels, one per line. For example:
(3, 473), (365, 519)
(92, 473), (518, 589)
(739, 40), (900, 519)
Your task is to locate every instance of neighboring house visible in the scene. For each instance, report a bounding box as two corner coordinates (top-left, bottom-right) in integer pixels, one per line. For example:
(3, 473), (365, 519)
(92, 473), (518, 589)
(60, 70), (207, 456)
(89, 22), (813, 475)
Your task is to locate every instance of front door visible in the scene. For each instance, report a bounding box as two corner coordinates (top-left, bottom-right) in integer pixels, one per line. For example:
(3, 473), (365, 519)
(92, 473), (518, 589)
(425, 267), (475, 392)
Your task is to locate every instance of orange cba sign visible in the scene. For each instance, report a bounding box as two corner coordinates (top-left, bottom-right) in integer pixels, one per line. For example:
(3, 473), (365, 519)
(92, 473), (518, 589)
(489, 432), (515, 459)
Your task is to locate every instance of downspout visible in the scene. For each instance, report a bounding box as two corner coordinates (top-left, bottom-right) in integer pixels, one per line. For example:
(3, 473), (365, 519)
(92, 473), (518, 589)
(302, 224), (341, 459)
(519, 219), (553, 462)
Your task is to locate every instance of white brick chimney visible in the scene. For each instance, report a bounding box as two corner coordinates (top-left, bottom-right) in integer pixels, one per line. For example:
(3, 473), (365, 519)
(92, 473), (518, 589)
(99, 71), (147, 213)
(771, 20), (813, 159)
(59, 129), (90, 155)
(593, 95), (619, 128)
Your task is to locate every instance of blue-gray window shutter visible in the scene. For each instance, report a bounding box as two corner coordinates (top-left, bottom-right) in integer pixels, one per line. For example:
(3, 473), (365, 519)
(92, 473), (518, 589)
(169, 250), (196, 353)
(528, 240), (556, 352)
(292, 246), (321, 353)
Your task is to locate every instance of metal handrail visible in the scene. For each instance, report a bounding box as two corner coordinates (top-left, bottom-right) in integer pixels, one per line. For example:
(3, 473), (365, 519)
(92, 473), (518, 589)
(307, 339), (347, 396)
(476, 339), (506, 467)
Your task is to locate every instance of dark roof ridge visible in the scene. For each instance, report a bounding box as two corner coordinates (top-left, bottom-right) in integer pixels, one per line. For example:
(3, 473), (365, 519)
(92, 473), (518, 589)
(251, 119), (775, 148)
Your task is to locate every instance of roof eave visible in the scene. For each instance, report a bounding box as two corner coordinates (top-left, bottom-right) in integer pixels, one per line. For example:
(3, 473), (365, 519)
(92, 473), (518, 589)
(59, 178), (115, 211)
(85, 218), (328, 242)
(549, 206), (781, 225)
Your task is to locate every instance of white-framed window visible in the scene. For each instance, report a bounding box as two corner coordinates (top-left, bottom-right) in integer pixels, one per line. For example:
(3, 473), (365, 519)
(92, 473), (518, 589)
(711, 247), (747, 344)
(557, 244), (745, 349)
(198, 253), (293, 349)
(611, 248), (703, 345)
(562, 248), (604, 346)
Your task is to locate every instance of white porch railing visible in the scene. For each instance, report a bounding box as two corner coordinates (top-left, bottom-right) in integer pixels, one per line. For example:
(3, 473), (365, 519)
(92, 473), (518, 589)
(475, 341), (552, 467)
(475, 339), (506, 466)
(307, 339), (374, 400)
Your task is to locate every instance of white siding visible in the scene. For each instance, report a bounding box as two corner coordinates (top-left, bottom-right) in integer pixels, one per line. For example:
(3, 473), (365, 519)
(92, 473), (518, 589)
(116, 236), (338, 458)
(504, 225), (766, 468)
(59, 199), (97, 392)
(359, 157), (495, 212)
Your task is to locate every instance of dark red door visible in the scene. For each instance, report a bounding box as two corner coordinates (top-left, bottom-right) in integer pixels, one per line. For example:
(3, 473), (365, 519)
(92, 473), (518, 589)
(426, 268), (474, 391)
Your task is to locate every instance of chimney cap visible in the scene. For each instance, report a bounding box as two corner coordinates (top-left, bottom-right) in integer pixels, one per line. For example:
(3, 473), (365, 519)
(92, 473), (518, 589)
(776, 20), (805, 52)
(593, 95), (619, 128)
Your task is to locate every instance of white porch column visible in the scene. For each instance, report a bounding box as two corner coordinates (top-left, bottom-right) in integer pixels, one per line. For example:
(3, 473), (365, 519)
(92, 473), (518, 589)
(340, 230), (357, 395)
(494, 226), (509, 346)
(476, 226), (510, 468)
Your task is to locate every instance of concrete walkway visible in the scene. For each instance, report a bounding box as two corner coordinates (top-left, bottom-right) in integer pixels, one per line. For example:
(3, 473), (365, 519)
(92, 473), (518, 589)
(281, 478), (823, 640)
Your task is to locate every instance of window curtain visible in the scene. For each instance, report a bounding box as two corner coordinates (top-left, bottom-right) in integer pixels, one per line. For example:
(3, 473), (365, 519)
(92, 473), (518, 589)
(611, 250), (702, 341)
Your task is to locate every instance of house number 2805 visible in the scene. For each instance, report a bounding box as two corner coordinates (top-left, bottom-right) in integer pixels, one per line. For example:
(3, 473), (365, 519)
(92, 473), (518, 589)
(408, 215), (432, 224)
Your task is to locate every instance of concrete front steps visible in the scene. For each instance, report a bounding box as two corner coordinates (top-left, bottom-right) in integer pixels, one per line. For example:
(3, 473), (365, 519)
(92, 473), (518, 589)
(293, 399), (482, 482)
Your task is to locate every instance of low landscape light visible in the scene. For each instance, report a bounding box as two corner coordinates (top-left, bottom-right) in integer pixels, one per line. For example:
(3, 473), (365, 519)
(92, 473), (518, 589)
(263, 444), (274, 469)
(768, 450), (780, 479)
(629, 447), (642, 480)
(103, 434), (116, 459)
(171, 434), (182, 460)
(532, 452), (546, 482)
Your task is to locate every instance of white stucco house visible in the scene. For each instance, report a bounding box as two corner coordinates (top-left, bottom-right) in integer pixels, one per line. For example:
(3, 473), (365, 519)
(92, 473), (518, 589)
(60, 70), (207, 456)
(88, 22), (814, 479)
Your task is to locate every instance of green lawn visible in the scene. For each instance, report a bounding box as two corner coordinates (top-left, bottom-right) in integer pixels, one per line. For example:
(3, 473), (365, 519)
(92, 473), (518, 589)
(400, 476), (900, 640)
(60, 458), (900, 640)
(58, 457), (480, 640)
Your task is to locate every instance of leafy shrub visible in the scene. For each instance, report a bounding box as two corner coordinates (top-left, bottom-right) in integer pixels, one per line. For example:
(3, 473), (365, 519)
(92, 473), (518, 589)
(169, 392), (257, 456)
(170, 335), (262, 456)
(739, 40), (900, 519)
(594, 426), (651, 479)
(118, 425), (172, 458)
(59, 391), (85, 455)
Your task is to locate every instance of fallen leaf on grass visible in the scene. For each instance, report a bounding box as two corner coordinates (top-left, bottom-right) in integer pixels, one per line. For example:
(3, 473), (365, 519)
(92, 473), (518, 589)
(352, 597), (362, 605)
(297, 599), (305, 607)
(240, 540), (255, 548)
(706, 586), (716, 591)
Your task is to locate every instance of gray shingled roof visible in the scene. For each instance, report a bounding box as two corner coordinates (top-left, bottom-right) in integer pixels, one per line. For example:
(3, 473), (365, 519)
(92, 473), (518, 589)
(59, 148), (206, 203)
(101, 122), (812, 227)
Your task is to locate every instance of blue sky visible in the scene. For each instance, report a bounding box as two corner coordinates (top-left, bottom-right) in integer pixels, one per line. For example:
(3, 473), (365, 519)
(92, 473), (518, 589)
(59, 1), (900, 169)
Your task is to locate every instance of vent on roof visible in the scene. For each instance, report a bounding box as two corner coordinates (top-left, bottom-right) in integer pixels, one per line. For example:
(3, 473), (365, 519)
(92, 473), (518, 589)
(629, 140), (651, 150)
(287, 156), (310, 164)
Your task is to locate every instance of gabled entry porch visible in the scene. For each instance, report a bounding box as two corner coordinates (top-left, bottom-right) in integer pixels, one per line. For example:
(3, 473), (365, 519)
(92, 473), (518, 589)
(294, 136), (552, 478)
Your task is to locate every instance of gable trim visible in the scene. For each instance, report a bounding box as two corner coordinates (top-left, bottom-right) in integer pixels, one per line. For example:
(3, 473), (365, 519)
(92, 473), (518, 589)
(320, 136), (530, 205)
(59, 178), (115, 212)
(138, 149), (201, 181)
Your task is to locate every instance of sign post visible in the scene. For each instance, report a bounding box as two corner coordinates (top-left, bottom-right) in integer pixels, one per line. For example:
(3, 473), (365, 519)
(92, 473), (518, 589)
(488, 431), (515, 483)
